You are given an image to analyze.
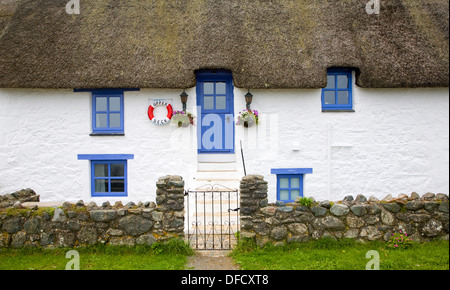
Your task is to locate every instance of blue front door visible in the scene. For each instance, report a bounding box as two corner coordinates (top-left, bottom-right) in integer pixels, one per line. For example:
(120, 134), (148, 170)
(196, 71), (235, 154)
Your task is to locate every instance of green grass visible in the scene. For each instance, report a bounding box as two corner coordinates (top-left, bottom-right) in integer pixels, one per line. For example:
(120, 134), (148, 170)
(0, 239), (194, 270)
(230, 238), (449, 270)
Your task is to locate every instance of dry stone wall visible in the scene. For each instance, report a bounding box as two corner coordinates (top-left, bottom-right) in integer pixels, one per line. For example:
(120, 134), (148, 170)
(0, 176), (185, 248)
(0, 188), (40, 209)
(240, 175), (449, 246)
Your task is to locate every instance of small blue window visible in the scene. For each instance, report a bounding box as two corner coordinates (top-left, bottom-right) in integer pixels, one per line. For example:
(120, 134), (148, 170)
(78, 154), (134, 197)
(271, 168), (313, 203)
(92, 91), (124, 134)
(277, 174), (303, 203)
(74, 88), (139, 135)
(91, 160), (127, 197)
(322, 68), (353, 111)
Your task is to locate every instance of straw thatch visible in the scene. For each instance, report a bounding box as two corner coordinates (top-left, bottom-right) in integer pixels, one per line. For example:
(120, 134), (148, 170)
(0, 0), (448, 89)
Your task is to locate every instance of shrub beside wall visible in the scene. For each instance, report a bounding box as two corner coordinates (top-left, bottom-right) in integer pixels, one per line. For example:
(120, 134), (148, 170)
(0, 176), (185, 248)
(240, 175), (449, 246)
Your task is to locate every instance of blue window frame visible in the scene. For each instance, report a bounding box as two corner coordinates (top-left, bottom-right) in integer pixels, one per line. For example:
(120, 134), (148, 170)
(91, 160), (128, 197)
(322, 68), (353, 111)
(78, 154), (134, 197)
(277, 174), (304, 203)
(92, 90), (124, 134)
(74, 88), (139, 135)
(271, 168), (313, 203)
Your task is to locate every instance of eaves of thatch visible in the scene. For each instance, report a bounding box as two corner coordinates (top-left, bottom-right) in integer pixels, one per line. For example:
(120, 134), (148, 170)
(0, 0), (448, 89)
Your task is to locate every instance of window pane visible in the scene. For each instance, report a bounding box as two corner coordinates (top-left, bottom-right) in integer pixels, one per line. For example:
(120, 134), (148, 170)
(291, 190), (301, 200)
(96, 114), (108, 128)
(324, 91), (336, 105)
(337, 91), (349, 105)
(111, 163), (125, 177)
(110, 113), (121, 128)
(216, 96), (226, 110)
(94, 164), (109, 177)
(325, 75), (335, 89)
(204, 96), (214, 110)
(280, 190), (289, 201)
(216, 82), (226, 94)
(95, 179), (109, 192)
(337, 75), (349, 89)
(111, 179), (125, 192)
(291, 177), (300, 188)
(280, 178), (289, 188)
(204, 82), (214, 95)
(96, 97), (108, 111)
(110, 97), (121, 111)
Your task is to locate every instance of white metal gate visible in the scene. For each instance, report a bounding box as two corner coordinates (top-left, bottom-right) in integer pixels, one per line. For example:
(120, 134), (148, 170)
(184, 185), (240, 250)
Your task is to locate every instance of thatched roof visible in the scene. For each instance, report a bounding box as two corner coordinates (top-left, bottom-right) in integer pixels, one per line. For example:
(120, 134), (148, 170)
(0, 0), (448, 89)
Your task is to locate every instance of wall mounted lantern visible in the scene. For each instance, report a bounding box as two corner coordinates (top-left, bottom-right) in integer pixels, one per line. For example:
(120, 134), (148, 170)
(245, 91), (253, 110)
(180, 91), (188, 112)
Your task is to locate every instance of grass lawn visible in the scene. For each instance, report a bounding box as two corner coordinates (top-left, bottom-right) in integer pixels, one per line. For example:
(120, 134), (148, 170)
(0, 240), (193, 270)
(230, 238), (449, 270)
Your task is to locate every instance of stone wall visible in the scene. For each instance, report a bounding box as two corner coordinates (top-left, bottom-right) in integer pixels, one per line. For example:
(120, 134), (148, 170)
(240, 175), (449, 246)
(0, 189), (40, 209)
(0, 176), (185, 248)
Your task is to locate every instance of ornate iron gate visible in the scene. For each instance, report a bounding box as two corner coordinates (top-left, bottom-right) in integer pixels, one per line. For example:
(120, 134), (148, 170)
(185, 185), (240, 250)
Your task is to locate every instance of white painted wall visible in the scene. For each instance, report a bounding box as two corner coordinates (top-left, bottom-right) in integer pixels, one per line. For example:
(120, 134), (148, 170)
(0, 83), (448, 204)
(0, 88), (199, 204)
(235, 82), (449, 203)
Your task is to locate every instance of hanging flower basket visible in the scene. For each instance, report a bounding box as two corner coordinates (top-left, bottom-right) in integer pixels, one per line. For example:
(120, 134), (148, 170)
(171, 111), (196, 128)
(237, 109), (259, 128)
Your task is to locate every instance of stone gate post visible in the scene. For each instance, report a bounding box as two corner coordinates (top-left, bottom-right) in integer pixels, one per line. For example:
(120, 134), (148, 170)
(239, 175), (268, 240)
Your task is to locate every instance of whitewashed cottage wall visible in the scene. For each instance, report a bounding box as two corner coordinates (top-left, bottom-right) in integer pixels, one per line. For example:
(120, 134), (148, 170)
(237, 85), (449, 203)
(0, 82), (449, 204)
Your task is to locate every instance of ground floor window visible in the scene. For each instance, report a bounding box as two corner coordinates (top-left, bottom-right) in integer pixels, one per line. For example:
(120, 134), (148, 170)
(91, 160), (127, 197)
(78, 154), (134, 197)
(271, 168), (313, 203)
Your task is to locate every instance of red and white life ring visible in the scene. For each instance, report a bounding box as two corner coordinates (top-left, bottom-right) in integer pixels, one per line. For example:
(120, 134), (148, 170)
(148, 99), (173, 126)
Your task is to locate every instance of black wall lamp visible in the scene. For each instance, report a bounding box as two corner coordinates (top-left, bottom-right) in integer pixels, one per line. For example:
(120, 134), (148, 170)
(245, 90), (253, 110)
(180, 91), (188, 112)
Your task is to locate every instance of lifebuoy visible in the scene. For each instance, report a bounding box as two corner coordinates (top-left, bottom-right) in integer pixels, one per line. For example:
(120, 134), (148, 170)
(148, 99), (173, 126)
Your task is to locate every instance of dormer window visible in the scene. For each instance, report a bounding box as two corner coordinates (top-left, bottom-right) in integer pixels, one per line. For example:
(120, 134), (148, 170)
(322, 68), (354, 112)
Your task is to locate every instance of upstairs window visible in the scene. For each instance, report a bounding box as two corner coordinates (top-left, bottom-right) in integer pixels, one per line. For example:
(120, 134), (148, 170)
(74, 88), (139, 135)
(322, 68), (353, 111)
(92, 90), (124, 134)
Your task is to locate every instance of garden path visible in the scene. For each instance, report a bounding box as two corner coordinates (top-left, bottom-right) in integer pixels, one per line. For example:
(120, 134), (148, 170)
(186, 250), (240, 270)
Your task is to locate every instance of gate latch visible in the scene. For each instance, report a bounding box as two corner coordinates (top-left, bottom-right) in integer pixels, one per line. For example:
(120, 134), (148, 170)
(228, 207), (240, 212)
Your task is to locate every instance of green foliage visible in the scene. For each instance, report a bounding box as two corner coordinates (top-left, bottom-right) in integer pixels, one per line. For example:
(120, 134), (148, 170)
(0, 238), (194, 270)
(308, 237), (357, 249)
(4, 207), (55, 217)
(33, 207), (55, 217)
(231, 239), (449, 270)
(150, 238), (194, 256)
(233, 237), (259, 254)
(5, 208), (31, 216)
(297, 197), (314, 207)
(387, 229), (414, 249)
